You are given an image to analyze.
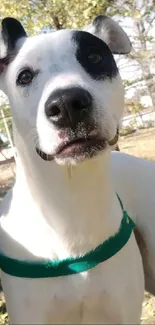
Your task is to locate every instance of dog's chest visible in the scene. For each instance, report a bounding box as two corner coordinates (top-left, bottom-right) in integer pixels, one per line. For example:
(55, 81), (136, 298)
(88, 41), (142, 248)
(1, 239), (144, 324)
(4, 267), (113, 324)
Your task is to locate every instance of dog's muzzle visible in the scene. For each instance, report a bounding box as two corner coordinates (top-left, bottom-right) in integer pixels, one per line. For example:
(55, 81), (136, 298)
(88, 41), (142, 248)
(36, 127), (119, 162)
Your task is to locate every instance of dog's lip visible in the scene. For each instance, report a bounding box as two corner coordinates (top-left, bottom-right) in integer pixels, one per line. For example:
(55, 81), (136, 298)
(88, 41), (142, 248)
(55, 137), (106, 155)
(36, 136), (106, 161)
(36, 147), (54, 161)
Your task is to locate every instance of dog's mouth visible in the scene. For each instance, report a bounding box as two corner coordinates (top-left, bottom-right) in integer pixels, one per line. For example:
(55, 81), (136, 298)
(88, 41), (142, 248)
(36, 126), (119, 162)
(36, 136), (107, 162)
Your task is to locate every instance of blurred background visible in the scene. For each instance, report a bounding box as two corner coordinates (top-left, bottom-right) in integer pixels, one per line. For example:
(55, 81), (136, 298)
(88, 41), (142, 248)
(0, 1), (155, 323)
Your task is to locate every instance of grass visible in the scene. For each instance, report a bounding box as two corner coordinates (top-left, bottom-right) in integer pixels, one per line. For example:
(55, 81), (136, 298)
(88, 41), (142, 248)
(1, 127), (155, 323)
(119, 127), (155, 161)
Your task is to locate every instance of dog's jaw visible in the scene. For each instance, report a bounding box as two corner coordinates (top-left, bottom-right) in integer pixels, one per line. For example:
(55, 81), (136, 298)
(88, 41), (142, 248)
(36, 136), (107, 165)
(6, 126), (122, 259)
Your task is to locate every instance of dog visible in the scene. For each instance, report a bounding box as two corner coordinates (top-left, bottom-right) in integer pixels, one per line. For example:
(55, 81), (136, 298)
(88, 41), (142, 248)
(0, 15), (146, 324)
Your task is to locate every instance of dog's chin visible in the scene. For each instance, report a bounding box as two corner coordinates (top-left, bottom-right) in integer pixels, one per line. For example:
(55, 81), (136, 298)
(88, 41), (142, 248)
(55, 139), (107, 165)
(36, 138), (107, 165)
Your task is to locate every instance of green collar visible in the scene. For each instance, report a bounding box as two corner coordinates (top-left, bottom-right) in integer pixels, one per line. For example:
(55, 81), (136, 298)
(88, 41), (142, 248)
(0, 195), (135, 278)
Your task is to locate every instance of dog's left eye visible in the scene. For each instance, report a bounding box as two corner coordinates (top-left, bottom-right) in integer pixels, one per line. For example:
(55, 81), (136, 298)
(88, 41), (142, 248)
(17, 69), (34, 86)
(88, 53), (103, 64)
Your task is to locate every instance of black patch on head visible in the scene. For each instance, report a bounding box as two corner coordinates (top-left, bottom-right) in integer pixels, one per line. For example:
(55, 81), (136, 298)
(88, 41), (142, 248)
(2, 17), (27, 52)
(72, 31), (118, 80)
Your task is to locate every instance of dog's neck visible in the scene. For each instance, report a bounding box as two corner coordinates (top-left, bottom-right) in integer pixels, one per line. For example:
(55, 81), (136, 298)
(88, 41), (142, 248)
(4, 131), (122, 260)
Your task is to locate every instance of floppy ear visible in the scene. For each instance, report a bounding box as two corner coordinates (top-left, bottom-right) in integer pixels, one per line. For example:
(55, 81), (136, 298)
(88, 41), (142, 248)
(84, 15), (131, 55)
(0, 17), (27, 74)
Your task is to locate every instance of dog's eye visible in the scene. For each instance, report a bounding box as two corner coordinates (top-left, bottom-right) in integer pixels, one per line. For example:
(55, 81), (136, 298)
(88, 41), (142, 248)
(17, 69), (34, 86)
(88, 53), (102, 64)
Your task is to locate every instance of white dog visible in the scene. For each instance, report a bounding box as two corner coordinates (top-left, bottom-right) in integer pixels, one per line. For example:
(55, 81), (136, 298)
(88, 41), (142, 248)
(0, 15), (151, 324)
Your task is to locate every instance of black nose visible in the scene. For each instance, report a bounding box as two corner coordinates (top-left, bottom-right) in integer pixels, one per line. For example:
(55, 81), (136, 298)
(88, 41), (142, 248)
(45, 87), (92, 127)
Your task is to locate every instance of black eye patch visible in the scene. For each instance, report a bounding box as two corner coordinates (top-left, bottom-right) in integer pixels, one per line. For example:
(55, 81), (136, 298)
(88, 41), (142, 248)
(72, 31), (118, 80)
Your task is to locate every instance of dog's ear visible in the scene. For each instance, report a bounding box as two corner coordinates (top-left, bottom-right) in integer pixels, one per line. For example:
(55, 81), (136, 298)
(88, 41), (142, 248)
(84, 15), (131, 55)
(0, 17), (27, 74)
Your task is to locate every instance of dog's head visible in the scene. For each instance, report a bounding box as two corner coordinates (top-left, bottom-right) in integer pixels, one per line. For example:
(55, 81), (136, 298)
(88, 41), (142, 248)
(0, 16), (131, 165)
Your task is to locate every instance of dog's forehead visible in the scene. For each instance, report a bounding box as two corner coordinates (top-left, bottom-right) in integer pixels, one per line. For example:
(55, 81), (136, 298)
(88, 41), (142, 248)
(8, 28), (118, 85)
(16, 30), (75, 61)
(14, 29), (110, 67)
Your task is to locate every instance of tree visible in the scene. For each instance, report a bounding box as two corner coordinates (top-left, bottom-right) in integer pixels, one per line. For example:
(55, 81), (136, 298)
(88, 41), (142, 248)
(0, 105), (13, 141)
(0, 0), (114, 33)
(112, 0), (155, 109)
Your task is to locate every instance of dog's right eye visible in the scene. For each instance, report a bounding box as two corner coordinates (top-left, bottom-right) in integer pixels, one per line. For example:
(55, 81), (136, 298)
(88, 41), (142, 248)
(88, 53), (103, 64)
(16, 69), (34, 86)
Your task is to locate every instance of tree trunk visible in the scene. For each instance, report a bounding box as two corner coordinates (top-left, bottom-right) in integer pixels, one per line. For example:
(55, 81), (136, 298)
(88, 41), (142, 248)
(52, 16), (63, 30)
(135, 20), (155, 109)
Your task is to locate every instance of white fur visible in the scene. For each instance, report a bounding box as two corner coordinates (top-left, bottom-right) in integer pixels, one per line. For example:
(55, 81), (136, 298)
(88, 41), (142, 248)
(2, 32), (124, 161)
(0, 18), (145, 324)
(0, 150), (144, 324)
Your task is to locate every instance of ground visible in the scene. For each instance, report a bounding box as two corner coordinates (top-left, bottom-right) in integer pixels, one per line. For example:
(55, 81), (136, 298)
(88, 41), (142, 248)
(0, 127), (155, 324)
(119, 127), (155, 161)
